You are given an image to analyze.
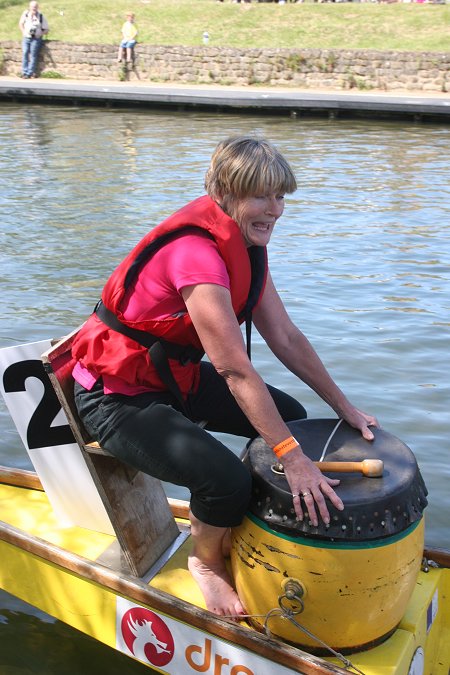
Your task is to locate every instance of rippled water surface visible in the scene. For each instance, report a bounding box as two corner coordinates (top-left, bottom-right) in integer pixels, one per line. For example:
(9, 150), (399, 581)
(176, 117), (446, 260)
(0, 103), (449, 673)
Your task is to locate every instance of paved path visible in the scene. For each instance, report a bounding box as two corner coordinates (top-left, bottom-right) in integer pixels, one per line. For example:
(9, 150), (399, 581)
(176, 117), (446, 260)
(1, 76), (449, 121)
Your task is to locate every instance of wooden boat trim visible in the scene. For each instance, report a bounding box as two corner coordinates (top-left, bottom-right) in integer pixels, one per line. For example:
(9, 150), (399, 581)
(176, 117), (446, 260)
(0, 466), (190, 519)
(423, 546), (450, 568)
(0, 466), (44, 491)
(0, 515), (348, 675)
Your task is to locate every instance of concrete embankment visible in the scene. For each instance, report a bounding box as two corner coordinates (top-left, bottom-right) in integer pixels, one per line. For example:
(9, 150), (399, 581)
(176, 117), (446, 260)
(0, 76), (449, 122)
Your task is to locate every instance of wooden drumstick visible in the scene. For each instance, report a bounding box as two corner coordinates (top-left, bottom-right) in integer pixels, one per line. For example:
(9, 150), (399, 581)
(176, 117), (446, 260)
(314, 459), (384, 477)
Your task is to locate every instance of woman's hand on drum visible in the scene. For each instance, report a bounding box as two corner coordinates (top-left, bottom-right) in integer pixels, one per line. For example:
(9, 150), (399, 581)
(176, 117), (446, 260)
(340, 405), (379, 442)
(282, 449), (344, 526)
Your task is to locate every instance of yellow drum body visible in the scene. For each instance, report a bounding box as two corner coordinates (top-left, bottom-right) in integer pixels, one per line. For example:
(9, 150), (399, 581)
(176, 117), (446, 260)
(231, 514), (424, 652)
(232, 419), (428, 653)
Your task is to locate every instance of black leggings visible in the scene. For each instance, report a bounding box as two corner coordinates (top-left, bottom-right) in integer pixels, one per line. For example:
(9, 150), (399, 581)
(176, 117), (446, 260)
(74, 362), (306, 527)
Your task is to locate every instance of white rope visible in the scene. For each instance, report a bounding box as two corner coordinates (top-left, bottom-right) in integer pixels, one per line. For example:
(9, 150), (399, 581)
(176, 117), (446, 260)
(318, 418), (344, 462)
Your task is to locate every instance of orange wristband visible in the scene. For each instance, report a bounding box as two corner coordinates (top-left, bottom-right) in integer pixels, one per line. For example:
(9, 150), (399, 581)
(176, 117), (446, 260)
(273, 435), (299, 459)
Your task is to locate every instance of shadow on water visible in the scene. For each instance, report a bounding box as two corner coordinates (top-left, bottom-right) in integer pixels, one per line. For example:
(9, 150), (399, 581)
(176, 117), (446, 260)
(0, 590), (154, 675)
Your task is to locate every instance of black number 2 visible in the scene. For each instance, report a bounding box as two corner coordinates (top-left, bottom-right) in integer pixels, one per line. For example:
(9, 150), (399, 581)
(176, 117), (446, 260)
(3, 359), (74, 449)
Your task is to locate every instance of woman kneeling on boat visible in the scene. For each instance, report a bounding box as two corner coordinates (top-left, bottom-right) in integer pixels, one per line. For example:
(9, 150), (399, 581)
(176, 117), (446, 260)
(71, 136), (378, 617)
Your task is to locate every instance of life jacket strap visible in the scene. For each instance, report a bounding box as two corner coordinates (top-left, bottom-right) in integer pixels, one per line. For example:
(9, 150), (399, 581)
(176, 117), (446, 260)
(94, 300), (204, 412)
(95, 300), (204, 364)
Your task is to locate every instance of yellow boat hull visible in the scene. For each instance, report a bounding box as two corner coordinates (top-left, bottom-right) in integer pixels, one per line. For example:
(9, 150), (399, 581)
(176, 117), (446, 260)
(1, 479), (449, 675)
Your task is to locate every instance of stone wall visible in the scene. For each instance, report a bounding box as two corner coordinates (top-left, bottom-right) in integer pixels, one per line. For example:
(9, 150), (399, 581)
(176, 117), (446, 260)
(1, 40), (449, 92)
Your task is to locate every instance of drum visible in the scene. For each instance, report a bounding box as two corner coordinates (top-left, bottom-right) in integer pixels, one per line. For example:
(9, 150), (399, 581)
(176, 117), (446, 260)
(230, 419), (428, 653)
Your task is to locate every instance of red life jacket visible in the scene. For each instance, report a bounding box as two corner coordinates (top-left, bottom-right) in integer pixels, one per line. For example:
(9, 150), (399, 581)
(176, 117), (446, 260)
(72, 196), (268, 397)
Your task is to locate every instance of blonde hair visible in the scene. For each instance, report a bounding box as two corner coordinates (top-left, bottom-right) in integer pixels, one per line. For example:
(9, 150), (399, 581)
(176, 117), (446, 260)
(205, 136), (297, 201)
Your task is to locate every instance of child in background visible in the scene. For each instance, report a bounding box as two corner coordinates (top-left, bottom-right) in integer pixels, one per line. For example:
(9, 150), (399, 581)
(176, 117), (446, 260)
(117, 12), (138, 63)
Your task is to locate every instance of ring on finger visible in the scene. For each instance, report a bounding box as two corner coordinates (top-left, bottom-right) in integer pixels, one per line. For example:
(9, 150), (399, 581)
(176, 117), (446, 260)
(301, 491), (311, 498)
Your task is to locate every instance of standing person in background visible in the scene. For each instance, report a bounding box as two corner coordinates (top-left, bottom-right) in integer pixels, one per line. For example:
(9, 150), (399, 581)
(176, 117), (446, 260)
(117, 12), (138, 64)
(19, 1), (49, 79)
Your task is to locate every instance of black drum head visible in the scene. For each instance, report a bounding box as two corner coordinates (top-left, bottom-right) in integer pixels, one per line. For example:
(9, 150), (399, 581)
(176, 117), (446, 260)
(245, 419), (428, 541)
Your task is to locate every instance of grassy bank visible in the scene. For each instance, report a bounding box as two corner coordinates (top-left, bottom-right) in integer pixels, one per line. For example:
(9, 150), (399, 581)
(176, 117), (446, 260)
(0, 0), (449, 51)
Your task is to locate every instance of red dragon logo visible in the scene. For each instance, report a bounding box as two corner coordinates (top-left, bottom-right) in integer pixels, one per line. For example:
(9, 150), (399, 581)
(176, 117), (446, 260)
(121, 607), (175, 667)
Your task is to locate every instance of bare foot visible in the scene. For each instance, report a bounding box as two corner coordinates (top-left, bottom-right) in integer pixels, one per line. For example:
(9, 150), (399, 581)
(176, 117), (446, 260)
(188, 553), (245, 617)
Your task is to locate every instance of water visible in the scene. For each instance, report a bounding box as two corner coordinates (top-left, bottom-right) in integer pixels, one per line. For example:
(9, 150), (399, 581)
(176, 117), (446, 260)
(0, 103), (449, 673)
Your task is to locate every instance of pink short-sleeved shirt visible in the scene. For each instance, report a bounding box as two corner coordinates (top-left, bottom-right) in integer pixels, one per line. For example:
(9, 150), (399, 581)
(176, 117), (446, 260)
(73, 233), (230, 394)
